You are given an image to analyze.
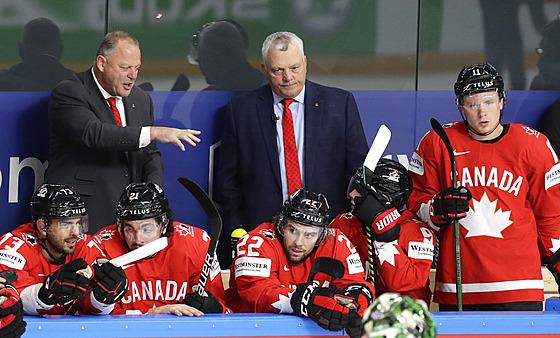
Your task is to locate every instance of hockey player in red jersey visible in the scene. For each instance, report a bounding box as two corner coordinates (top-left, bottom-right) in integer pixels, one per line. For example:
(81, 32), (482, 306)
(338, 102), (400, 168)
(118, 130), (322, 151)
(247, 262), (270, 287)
(0, 270), (26, 338)
(226, 189), (374, 337)
(407, 63), (560, 311)
(89, 182), (228, 315)
(0, 184), (127, 316)
(331, 159), (435, 305)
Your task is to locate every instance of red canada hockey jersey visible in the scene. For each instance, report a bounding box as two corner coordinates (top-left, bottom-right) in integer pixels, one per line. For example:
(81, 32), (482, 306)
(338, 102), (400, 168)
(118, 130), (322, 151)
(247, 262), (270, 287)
(225, 222), (374, 313)
(89, 222), (227, 314)
(0, 223), (106, 315)
(408, 122), (560, 305)
(330, 210), (434, 304)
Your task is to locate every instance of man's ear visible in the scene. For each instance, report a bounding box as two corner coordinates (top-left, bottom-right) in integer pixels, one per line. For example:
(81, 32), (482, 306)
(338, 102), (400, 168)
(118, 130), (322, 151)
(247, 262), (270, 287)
(36, 219), (48, 237)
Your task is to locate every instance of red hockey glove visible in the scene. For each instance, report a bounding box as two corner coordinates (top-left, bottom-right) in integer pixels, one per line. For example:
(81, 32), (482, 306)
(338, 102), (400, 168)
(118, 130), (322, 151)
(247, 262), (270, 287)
(91, 260), (128, 304)
(0, 285), (26, 338)
(181, 285), (224, 313)
(353, 193), (401, 242)
(291, 281), (352, 332)
(430, 186), (472, 226)
(547, 250), (560, 294)
(38, 258), (90, 305)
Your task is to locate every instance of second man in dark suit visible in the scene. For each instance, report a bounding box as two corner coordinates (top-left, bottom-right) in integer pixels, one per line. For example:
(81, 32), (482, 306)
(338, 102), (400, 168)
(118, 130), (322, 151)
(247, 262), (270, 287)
(216, 31), (368, 264)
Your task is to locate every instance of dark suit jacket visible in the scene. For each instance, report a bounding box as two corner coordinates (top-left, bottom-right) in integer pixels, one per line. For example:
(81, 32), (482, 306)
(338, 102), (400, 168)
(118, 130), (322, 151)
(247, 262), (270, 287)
(216, 80), (368, 239)
(45, 68), (163, 234)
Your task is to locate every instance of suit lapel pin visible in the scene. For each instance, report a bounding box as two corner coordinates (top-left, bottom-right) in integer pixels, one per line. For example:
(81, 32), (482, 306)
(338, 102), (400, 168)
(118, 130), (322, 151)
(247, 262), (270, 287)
(315, 103), (319, 107)
(132, 103), (136, 109)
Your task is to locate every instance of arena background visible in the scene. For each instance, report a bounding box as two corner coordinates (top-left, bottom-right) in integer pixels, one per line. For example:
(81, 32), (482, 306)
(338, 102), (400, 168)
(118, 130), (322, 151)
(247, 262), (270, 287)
(3, 1), (560, 336)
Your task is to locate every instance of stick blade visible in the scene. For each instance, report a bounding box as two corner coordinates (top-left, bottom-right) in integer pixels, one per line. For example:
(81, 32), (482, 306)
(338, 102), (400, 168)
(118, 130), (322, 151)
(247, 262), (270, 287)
(363, 124), (391, 171)
(110, 237), (169, 267)
(308, 257), (345, 282)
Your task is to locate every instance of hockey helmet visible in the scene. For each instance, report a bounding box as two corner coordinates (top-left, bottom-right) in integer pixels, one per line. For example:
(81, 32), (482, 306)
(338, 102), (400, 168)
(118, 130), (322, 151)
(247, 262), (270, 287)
(278, 189), (330, 245)
(362, 293), (436, 338)
(349, 158), (412, 211)
(31, 183), (88, 233)
(454, 63), (505, 107)
(116, 182), (173, 237)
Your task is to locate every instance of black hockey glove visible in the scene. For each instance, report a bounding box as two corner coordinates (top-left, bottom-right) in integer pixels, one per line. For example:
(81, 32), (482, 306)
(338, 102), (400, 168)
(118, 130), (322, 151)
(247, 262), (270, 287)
(38, 258), (90, 306)
(547, 249), (560, 295)
(291, 281), (352, 332)
(181, 285), (224, 313)
(344, 310), (364, 338)
(430, 186), (472, 227)
(0, 285), (26, 338)
(353, 193), (400, 242)
(91, 260), (128, 304)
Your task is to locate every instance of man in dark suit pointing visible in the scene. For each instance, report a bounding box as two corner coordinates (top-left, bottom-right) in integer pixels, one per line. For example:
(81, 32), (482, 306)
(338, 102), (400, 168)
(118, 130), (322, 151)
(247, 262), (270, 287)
(46, 31), (201, 234)
(216, 31), (368, 264)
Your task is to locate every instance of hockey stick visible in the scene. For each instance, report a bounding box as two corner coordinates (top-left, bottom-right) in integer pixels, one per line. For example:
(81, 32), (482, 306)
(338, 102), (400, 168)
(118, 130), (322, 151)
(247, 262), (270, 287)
(178, 177), (223, 296)
(430, 118), (462, 311)
(307, 257), (345, 282)
(80, 237), (169, 278)
(363, 124), (391, 288)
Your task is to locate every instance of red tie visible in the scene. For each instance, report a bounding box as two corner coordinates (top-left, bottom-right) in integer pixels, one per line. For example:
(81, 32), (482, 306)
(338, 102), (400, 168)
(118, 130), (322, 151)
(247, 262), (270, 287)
(107, 97), (123, 126)
(282, 98), (303, 195)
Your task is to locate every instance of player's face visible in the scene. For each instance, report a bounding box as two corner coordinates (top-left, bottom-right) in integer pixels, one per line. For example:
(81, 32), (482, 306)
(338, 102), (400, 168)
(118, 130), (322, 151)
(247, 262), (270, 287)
(45, 218), (83, 257)
(96, 40), (141, 98)
(282, 220), (320, 263)
(261, 43), (307, 99)
(460, 91), (504, 140)
(122, 218), (162, 250)
(347, 189), (362, 212)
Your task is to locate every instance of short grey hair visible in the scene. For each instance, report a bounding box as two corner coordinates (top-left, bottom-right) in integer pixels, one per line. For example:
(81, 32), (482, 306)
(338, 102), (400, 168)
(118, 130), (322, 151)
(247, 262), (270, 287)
(97, 31), (139, 58)
(261, 31), (304, 64)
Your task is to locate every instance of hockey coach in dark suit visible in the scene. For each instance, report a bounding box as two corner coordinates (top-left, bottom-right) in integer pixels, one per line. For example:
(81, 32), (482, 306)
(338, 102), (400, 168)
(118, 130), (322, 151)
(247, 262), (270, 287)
(216, 31), (368, 261)
(46, 31), (201, 234)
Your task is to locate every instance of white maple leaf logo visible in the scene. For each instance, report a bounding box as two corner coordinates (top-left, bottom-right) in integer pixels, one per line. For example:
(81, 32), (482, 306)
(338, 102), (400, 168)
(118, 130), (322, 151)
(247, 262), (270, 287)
(550, 237), (560, 253)
(375, 240), (400, 266)
(461, 192), (513, 238)
(272, 292), (294, 314)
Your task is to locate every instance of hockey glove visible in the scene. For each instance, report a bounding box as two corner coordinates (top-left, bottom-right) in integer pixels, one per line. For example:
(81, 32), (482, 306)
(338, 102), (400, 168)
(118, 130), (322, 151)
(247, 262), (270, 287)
(0, 285), (26, 338)
(547, 249), (560, 294)
(291, 281), (352, 332)
(341, 283), (373, 317)
(91, 260), (128, 304)
(430, 186), (472, 227)
(353, 193), (400, 242)
(344, 310), (364, 338)
(38, 258), (90, 306)
(181, 284), (224, 313)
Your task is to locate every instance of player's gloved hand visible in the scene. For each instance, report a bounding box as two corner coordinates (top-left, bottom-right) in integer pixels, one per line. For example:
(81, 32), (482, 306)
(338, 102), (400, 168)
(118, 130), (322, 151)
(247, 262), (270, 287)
(547, 249), (560, 294)
(344, 310), (364, 338)
(0, 285), (26, 338)
(430, 186), (472, 227)
(353, 191), (401, 242)
(181, 284), (224, 313)
(291, 281), (352, 331)
(341, 283), (373, 317)
(91, 259), (128, 304)
(38, 258), (90, 305)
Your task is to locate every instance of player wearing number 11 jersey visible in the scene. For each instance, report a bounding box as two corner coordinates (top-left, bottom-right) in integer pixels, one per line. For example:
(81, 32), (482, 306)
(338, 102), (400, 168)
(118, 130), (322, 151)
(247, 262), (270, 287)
(407, 63), (560, 311)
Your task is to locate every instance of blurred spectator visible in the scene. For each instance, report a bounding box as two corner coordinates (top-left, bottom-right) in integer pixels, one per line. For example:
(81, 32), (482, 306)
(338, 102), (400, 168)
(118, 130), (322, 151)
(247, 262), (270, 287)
(479, 0), (547, 90)
(531, 16), (560, 90)
(0, 17), (74, 91)
(183, 19), (267, 91)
